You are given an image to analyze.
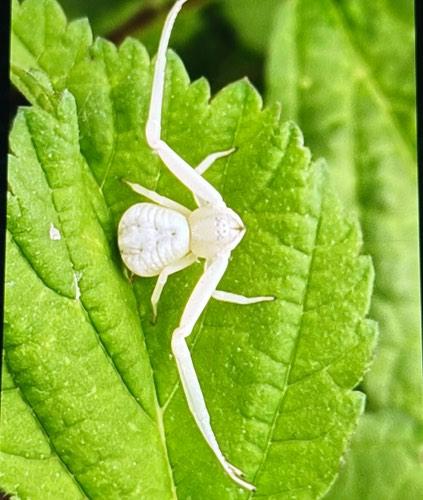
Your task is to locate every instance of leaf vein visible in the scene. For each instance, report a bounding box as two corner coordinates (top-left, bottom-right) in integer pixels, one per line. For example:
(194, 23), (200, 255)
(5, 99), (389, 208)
(1, 358), (89, 498)
(248, 175), (323, 495)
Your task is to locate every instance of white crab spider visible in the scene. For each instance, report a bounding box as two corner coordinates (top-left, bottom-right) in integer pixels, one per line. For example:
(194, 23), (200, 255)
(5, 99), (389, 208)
(118, 0), (274, 491)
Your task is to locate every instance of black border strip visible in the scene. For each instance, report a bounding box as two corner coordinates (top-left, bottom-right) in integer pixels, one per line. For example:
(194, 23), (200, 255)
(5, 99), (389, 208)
(0, 2), (11, 374)
(415, 0), (423, 370)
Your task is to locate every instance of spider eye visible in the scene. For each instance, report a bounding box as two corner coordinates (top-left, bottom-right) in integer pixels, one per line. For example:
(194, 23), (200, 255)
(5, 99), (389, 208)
(215, 216), (228, 239)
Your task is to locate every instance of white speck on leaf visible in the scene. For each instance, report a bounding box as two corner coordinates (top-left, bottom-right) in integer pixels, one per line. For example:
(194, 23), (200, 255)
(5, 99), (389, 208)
(49, 223), (61, 240)
(74, 272), (82, 301)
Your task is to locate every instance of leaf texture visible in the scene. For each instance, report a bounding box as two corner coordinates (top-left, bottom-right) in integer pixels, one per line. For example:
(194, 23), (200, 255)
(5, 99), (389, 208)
(3, 92), (175, 499)
(0, 362), (85, 499)
(4, 0), (377, 497)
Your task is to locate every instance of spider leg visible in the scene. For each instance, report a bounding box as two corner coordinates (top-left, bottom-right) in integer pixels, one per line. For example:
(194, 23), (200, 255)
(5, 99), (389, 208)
(193, 148), (236, 207)
(151, 253), (197, 320)
(195, 148), (236, 176)
(123, 179), (191, 216)
(171, 252), (255, 491)
(212, 290), (275, 305)
(146, 0), (225, 207)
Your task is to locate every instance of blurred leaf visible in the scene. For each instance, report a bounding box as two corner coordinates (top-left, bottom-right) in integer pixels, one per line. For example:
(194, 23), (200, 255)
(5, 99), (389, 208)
(267, 0), (421, 418)
(4, 0), (377, 497)
(220, 0), (280, 54)
(133, 4), (204, 55)
(325, 411), (423, 500)
(266, 0), (422, 496)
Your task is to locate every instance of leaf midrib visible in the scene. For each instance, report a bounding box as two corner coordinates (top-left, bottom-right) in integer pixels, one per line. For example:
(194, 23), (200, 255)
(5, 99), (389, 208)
(247, 169), (322, 497)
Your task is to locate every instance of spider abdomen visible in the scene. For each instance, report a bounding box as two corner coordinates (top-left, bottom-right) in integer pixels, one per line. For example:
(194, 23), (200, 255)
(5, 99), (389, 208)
(118, 203), (190, 277)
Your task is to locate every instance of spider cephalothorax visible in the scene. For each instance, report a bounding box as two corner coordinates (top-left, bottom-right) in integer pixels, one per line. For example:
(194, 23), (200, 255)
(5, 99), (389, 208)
(189, 206), (245, 258)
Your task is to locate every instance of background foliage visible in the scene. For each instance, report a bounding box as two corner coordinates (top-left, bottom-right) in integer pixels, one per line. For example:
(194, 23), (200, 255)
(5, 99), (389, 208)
(4, 0), (422, 499)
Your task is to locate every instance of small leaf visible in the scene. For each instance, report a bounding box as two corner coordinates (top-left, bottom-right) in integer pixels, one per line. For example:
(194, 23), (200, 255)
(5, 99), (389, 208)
(5, 0), (377, 497)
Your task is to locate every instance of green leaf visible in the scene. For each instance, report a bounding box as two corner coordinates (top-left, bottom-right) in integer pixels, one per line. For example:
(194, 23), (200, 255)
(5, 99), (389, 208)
(115, 2), (265, 96)
(325, 410), (423, 500)
(5, 0), (376, 497)
(265, 0), (422, 496)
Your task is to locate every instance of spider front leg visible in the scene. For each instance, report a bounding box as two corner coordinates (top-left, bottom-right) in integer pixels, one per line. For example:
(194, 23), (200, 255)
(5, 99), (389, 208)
(146, 0), (226, 207)
(170, 252), (255, 491)
(192, 148), (236, 207)
(195, 149), (236, 176)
